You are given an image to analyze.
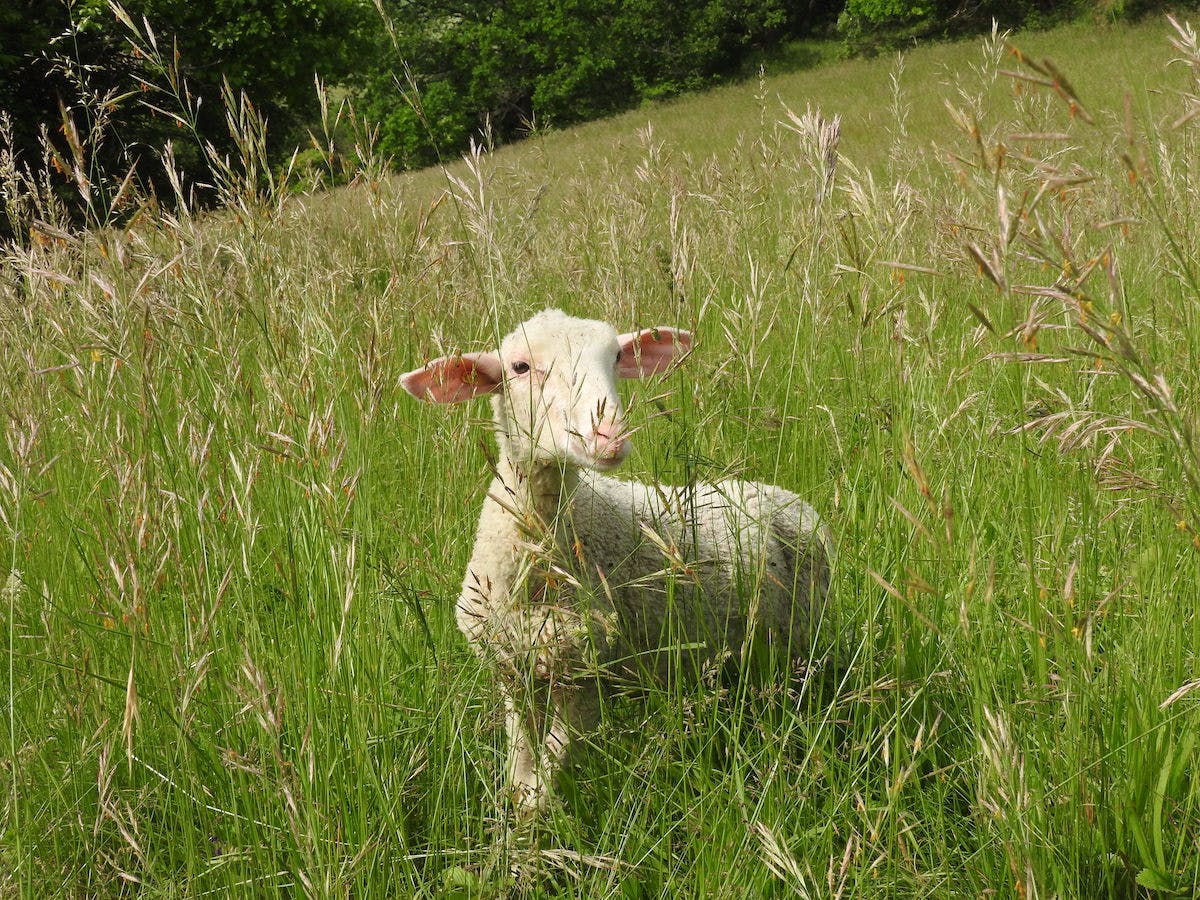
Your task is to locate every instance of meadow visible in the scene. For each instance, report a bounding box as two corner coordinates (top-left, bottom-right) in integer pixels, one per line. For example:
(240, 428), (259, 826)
(3, 13), (1200, 897)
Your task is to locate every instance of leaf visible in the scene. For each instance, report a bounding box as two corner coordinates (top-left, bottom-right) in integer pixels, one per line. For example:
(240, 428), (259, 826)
(440, 866), (482, 898)
(1135, 867), (1178, 893)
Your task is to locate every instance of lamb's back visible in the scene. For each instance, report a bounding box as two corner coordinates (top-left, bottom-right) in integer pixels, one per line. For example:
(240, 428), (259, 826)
(570, 472), (829, 678)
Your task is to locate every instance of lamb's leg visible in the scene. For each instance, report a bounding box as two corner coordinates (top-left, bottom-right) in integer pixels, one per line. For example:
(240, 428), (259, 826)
(503, 689), (548, 816)
(505, 683), (599, 820)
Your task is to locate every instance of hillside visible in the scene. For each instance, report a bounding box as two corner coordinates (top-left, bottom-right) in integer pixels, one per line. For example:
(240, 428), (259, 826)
(4, 14), (1200, 896)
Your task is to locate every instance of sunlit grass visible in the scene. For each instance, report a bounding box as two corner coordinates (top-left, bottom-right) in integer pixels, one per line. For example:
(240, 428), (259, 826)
(3, 12), (1200, 897)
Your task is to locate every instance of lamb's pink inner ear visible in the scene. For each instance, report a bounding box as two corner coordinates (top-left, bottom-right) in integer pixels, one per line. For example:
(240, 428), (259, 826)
(616, 327), (692, 378)
(400, 352), (503, 403)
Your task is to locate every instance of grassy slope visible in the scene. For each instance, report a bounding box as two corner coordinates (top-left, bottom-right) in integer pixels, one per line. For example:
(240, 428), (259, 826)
(4, 13), (1200, 897)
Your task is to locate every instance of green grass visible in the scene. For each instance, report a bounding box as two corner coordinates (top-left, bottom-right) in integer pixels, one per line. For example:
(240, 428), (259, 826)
(4, 12), (1200, 897)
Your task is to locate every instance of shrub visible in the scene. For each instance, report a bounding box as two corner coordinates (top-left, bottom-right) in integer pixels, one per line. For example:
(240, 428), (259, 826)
(837, 0), (1091, 53)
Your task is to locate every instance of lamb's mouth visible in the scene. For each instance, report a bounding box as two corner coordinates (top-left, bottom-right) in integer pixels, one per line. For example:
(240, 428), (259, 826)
(589, 454), (626, 471)
(569, 447), (627, 471)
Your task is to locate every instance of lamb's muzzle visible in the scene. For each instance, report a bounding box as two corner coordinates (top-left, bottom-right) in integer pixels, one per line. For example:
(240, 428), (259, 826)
(580, 420), (627, 466)
(401, 309), (832, 820)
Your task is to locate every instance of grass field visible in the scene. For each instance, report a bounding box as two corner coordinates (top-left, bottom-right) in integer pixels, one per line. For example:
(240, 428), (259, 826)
(4, 12), (1200, 897)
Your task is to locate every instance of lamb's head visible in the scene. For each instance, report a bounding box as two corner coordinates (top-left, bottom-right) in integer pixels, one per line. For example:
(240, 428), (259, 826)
(401, 309), (691, 471)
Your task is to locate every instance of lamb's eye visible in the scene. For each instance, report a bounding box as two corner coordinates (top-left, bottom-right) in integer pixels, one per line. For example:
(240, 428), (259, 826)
(614, 351), (622, 365)
(511, 361), (530, 375)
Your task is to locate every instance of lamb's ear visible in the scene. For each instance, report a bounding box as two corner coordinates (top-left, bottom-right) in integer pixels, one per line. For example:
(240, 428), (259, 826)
(616, 327), (692, 378)
(401, 352), (503, 403)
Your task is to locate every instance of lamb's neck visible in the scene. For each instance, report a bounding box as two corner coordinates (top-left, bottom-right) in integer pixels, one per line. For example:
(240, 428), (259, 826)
(494, 445), (579, 530)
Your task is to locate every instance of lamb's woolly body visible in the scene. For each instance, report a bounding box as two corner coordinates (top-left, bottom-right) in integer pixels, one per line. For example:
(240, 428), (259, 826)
(402, 309), (831, 817)
(458, 464), (830, 686)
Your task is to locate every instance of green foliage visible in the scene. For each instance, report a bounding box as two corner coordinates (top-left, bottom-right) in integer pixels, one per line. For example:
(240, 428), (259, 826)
(369, 77), (476, 168)
(5, 17), (1200, 896)
(361, 0), (814, 166)
(836, 0), (1089, 53)
(0, 0), (372, 237)
(136, 0), (374, 144)
(2, 0), (1189, 241)
(361, 0), (1184, 165)
(844, 0), (933, 23)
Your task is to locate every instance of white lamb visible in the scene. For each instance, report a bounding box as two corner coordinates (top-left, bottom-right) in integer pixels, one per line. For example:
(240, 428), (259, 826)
(401, 309), (831, 818)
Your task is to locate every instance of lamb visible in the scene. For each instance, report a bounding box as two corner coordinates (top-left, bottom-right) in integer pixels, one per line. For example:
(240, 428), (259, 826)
(401, 309), (832, 818)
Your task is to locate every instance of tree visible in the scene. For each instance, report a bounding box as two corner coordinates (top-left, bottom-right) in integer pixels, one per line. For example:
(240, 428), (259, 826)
(0, 0), (373, 236)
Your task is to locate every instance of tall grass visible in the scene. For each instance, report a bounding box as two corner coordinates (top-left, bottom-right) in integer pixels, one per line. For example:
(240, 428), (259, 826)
(3, 13), (1200, 897)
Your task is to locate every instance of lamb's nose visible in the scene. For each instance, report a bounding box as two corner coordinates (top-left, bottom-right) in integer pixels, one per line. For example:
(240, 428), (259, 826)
(591, 422), (627, 461)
